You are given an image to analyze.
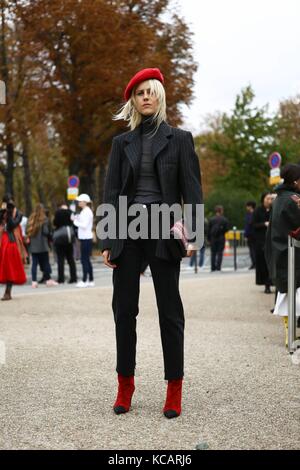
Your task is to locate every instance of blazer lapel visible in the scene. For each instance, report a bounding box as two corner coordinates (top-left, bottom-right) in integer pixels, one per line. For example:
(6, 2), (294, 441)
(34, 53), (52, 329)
(124, 127), (142, 183)
(124, 121), (173, 176)
(152, 121), (173, 162)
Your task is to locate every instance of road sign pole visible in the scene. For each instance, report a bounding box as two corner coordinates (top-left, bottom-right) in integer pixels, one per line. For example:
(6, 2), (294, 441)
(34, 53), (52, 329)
(233, 226), (237, 271)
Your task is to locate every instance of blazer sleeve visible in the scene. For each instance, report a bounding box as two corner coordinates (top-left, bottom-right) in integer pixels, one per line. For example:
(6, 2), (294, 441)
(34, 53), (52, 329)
(99, 137), (122, 252)
(178, 131), (203, 246)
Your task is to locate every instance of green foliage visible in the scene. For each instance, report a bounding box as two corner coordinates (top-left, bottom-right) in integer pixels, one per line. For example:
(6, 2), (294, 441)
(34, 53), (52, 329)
(210, 86), (276, 194)
(274, 95), (300, 164)
(205, 187), (258, 230)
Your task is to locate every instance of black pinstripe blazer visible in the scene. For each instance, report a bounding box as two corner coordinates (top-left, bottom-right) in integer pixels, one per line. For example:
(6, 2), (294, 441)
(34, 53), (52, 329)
(99, 120), (203, 261)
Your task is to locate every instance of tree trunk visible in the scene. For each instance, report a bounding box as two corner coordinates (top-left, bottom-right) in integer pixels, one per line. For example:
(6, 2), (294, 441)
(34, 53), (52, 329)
(22, 146), (32, 216)
(79, 164), (96, 202)
(36, 182), (46, 207)
(5, 141), (14, 196)
(1, 1), (14, 197)
(98, 160), (106, 206)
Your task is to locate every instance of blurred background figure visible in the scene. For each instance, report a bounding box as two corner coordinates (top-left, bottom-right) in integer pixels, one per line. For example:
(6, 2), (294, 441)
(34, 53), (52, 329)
(244, 201), (256, 270)
(189, 217), (208, 270)
(53, 202), (77, 284)
(73, 194), (94, 288)
(26, 203), (57, 288)
(252, 192), (273, 294)
(0, 195), (27, 300)
(208, 205), (230, 272)
(37, 207), (53, 284)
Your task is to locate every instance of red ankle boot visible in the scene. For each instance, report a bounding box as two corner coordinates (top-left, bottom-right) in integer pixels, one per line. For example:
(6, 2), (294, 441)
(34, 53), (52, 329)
(113, 374), (135, 414)
(163, 379), (183, 419)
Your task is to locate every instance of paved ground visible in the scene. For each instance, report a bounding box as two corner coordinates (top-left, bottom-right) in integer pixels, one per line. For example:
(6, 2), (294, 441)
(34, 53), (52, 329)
(0, 271), (299, 450)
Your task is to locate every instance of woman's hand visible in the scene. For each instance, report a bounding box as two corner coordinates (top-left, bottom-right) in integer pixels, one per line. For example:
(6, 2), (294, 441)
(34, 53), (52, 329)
(186, 249), (196, 258)
(102, 249), (117, 269)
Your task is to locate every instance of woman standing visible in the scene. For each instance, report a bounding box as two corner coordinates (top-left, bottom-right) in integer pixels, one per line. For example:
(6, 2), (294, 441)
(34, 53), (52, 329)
(100, 68), (202, 418)
(53, 203), (77, 284)
(252, 192), (273, 293)
(265, 164), (300, 346)
(0, 198), (27, 300)
(27, 204), (57, 288)
(73, 194), (94, 288)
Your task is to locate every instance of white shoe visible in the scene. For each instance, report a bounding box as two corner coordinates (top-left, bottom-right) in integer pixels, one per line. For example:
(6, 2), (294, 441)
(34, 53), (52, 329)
(46, 279), (58, 287)
(76, 281), (88, 288)
(31, 281), (38, 288)
(87, 281), (95, 287)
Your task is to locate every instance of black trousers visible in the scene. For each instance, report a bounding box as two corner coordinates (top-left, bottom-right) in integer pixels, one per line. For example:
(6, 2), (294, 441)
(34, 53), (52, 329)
(211, 238), (225, 271)
(56, 243), (77, 283)
(112, 236), (184, 380)
(247, 238), (256, 267)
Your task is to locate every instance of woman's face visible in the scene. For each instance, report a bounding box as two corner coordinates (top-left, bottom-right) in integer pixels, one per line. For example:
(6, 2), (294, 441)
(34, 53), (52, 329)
(78, 201), (87, 209)
(134, 80), (159, 116)
(263, 194), (273, 208)
(294, 178), (300, 191)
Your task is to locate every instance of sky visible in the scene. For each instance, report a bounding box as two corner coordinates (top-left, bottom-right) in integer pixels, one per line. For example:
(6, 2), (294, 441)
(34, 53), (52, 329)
(174, 0), (300, 133)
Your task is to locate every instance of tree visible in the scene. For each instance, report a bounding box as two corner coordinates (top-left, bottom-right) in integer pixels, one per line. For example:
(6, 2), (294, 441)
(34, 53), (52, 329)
(210, 86), (276, 195)
(194, 114), (229, 196)
(275, 95), (300, 163)
(19, 0), (197, 203)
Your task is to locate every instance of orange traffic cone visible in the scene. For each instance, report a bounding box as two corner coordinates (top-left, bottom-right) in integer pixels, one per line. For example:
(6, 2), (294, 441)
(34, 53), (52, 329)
(223, 240), (232, 257)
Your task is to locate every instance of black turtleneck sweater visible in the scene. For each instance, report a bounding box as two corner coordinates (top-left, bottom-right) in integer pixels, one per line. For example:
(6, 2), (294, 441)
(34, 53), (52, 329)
(133, 116), (162, 204)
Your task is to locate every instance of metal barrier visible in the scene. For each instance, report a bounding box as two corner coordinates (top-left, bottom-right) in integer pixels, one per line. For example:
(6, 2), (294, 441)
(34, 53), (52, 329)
(287, 235), (300, 353)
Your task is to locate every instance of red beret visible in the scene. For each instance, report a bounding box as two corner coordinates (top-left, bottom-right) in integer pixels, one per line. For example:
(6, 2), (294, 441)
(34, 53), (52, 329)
(124, 68), (164, 101)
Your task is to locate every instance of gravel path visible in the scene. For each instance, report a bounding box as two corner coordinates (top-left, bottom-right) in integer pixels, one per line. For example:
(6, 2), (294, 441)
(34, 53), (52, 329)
(0, 273), (299, 450)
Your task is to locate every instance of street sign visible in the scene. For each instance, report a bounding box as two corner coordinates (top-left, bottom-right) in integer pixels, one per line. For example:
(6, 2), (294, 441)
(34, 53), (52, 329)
(0, 80), (6, 105)
(68, 175), (80, 188)
(269, 175), (282, 186)
(67, 187), (79, 200)
(268, 152), (282, 169)
(270, 168), (280, 177)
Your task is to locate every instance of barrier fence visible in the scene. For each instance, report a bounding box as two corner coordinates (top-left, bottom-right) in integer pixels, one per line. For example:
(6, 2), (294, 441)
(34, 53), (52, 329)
(287, 235), (300, 353)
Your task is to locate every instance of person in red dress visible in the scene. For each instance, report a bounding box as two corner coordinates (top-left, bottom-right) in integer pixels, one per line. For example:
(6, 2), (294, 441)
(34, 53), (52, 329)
(0, 196), (27, 301)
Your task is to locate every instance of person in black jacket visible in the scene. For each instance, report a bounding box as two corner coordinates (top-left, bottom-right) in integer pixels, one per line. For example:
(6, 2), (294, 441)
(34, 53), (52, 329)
(252, 192), (273, 293)
(207, 206), (230, 272)
(265, 164), (300, 345)
(53, 203), (77, 284)
(99, 68), (203, 419)
(244, 201), (256, 269)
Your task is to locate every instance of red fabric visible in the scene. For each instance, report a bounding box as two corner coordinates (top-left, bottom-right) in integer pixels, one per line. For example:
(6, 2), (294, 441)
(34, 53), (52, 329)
(113, 374), (135, 412)
(0, 232), (27, 285)
(124, 68), (164, 101)
(163, 379), (183, 416)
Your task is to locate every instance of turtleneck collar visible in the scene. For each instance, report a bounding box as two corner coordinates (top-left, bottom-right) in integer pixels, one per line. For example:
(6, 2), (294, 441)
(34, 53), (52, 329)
(141, 114), (157, 135)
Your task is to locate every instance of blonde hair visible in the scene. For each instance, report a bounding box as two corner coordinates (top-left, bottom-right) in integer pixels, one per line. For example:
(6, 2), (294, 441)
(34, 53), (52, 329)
(113, 79), (167, 132)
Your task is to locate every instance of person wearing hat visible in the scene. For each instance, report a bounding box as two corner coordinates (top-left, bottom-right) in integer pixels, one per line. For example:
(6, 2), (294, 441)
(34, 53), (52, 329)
(100, 68), (203, 418)
(265, 163), (300, 346)
(73, 194), (94, 288)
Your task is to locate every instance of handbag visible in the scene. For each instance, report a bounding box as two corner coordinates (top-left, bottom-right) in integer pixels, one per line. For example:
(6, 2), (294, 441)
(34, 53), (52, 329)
(167, 220), (189, 260)
(53, 225), (75, 245)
